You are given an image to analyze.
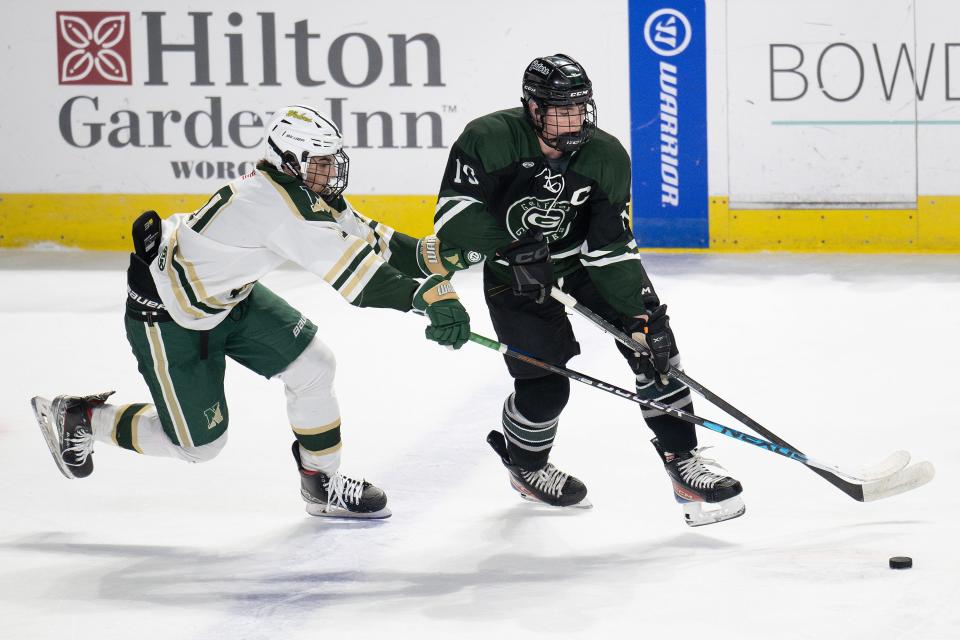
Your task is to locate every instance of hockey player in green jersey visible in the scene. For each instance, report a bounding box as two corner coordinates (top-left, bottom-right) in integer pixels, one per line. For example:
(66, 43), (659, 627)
(430, 54), (745, 525)
(30, 105), (471, 519)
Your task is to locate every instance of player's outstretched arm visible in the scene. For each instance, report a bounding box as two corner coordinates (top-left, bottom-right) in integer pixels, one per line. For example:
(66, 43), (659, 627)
(416, 235), (483, 278)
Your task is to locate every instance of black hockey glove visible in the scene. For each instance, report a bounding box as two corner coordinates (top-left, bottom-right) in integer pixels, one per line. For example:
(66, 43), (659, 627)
(498, 230), (553, 303)
(625, 304), (674, 389)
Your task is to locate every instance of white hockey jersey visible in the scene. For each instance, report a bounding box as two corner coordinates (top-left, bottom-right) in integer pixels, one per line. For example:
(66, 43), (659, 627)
(149, 163), (426, 330)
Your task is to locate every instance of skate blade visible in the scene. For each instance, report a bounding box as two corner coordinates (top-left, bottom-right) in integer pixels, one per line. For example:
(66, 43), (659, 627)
(681, 496), (745, 527)
(31, 396), (77, 480)
(304, 503), (392, 519)
(517, 491), (593, 509)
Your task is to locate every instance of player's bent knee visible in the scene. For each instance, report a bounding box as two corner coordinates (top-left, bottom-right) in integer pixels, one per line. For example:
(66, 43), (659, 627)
(280, 337), (337, 393)
(175, 432), (229, 463)
(514, 374), (570, 422)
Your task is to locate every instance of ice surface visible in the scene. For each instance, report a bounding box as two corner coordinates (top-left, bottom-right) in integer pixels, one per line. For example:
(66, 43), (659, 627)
(1, 250), (958, 639)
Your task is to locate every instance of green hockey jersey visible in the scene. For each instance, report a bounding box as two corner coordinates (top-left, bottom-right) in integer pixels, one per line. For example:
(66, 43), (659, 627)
(434, 107), (658, 317)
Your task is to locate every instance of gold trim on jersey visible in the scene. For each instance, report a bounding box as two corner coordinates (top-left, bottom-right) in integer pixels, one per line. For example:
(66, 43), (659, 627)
(349, 206), (394, 258)
(164, 232), (206, 320)
(189, 184), (237, 234)
(311, 195), (339, 216)
(323, 237), (367, 286)
(261, 169), (311, 221)
(164, 228), (233, 318)
(177, 247), (231, 310)
(339, 250), (382, 300)
(370, 220), (392, 256)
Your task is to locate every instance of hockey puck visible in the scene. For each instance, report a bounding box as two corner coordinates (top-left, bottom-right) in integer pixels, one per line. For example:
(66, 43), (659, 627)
(889, 556), (913, 570)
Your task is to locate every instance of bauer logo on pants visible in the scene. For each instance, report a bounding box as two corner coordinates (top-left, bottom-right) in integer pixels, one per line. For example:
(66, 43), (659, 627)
(56, 12), (132, 85)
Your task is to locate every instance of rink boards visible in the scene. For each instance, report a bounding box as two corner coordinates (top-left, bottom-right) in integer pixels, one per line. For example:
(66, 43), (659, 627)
(1, 0), (959, 251)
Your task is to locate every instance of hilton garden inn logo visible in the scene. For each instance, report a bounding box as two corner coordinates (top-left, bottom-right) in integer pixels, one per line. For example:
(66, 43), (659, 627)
(56, 12), (132, 84)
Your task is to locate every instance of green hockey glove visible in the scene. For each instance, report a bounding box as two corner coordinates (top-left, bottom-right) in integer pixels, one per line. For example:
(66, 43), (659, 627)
(417, 235), (485, 277)
(412, 275), (471, 349)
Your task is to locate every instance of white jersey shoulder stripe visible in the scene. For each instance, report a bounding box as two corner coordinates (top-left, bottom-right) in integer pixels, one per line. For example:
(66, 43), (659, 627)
(435, 196), (480, 232)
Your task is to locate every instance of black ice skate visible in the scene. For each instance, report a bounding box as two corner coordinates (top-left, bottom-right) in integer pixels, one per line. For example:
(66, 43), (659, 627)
(652, 438), (745, 527)
(30, 391), (114, 479)
(291, 442), (390, 519)
(486, 431), (591, 508)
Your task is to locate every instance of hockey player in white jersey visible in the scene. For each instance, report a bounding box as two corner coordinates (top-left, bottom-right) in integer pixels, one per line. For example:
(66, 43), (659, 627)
(31, 105), (472, 519)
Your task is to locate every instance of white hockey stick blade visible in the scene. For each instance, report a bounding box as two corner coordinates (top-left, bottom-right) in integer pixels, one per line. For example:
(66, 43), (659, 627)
(857, 450), (911, 482)
(806, 449), (911, 484)
(860, 461), (935, 502)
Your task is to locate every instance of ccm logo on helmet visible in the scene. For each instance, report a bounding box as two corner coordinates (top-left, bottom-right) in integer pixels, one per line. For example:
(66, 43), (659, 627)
(568, 90), (589, 97)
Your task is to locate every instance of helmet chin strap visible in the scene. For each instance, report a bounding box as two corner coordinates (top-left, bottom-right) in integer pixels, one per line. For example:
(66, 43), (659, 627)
(537, 129), (582, 156)
(268, 135), (304, 179)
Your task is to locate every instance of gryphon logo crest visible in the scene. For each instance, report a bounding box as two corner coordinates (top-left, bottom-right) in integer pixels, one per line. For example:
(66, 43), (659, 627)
(505, 197), (577, 242)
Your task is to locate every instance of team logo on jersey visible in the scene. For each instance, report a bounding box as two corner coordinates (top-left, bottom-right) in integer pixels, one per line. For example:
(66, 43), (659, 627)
(204, 402), (224, 430)
(506, 197), (578, 242)
(157, 246), (168, 271)
(537, 168), (564, 194)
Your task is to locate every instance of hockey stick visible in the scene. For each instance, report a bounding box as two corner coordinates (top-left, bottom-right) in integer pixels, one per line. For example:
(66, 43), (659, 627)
(545, 290), (935, 501)
(468, 332), (930, 498)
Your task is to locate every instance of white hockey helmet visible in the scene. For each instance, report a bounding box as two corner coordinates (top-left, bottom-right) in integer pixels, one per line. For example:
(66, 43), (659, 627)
(261, 105), (350, 198)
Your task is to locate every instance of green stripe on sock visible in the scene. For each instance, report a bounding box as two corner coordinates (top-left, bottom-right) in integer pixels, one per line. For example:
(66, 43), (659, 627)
(296, 426), (342, 453)
(116, 403), (149, 452)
